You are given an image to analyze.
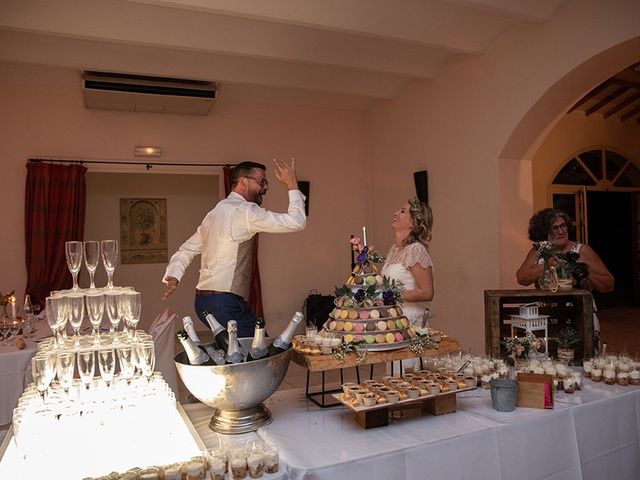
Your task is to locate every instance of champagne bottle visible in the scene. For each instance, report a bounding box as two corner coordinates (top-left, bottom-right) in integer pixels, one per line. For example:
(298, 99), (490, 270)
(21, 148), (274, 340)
(225, 320), (244, 364)
(246, 317), (268, 361)
(266, 311), (304, 357)
(23, 294), (33, 316)
(203, 310), (229, 351)
(183, 316), (225, 363)
(177, 329), (209, 365)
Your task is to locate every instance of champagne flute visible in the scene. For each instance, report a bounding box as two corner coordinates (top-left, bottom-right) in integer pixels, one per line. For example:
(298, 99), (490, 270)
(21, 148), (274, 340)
(105, 291), (121, 340)
(56, 352), (75, 397)
(83, 241), (100, 289)
(85, 292), (105, 343)
(32, 356), (52, 403)
(67, 294), (85, 347)
(117, 346), (135, 384)
(101, 240), (118, 289)
(65, 241), (83, 291)
(47, 296), (67, 348)
(117, 292), (132, 337)
(98, 348), (116, 388)
(77, 350), (95, 391)
(126, 292), (142, 339)
(136, 341), (155, 382)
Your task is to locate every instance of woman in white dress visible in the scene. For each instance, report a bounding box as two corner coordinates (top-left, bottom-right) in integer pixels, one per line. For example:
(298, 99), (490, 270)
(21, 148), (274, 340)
(381, 197), (435, 329)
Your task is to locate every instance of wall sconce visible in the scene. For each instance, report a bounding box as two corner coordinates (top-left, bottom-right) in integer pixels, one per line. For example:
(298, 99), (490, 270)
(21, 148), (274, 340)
(134, 146), (162, 157)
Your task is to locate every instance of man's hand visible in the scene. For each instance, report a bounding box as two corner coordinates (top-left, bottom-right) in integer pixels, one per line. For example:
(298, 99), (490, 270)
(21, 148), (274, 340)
(162, 276), (179, 300)
(273, 158), (298, 190)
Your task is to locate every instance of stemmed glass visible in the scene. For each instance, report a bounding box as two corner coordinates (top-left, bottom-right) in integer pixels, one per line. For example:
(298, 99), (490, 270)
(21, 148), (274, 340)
(77, 350), (95, 391)
(85, 292), (105, 343)
(98, 348), (116, 388)
(126, 292), (142, 338)
(65, 241), (83, 291)
(117, 293), (132, 337)
(32, 353), (56, 403)
(117, 346), (136, 384)
(136, 341), (155, 382)
(67, 294), (85, 347)
(0, 320), (9, 345)
(101, 240), (119, 289)
(56, 352), (75, 397)
(105, 291), (121, 340)
(46, 296), (68, 348)
(83, 241), (100, 289)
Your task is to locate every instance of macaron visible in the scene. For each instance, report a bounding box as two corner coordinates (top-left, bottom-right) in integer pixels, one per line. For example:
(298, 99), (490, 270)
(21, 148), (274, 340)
(329, 321), (337, 331)
(355, 276), (364, 285)
(348, 310), (359, 320)
(388, 308), (398, 317)
(375, 275), (383, 285)
(365, 335), (375, 344)
(395, 306), (404, 316)
(375, 334), (386, 344)
(359, 310), (370, 320)
(343, 321), (353, 332)
(354, 335), (364, 342)
(366, 322), (376, 331)
(385, 333), (396, 343)
(380, 309), (390, 318)
(332, 308), (342, 319)
(376, 321), (387, 331)
(363, 264), (374, 274)
(335, 321), (344, 331)
(344, 334), (354, 343)
(395, 332), (405, 342)
(340, 310), (349, 320)
(353, 264), (361, 274)
(354, 323), (365, 333)
(400, 317), (409, 328)
(387, 320), (396, 330)
(395, 319), (404, 329)
(369, 309), (380, 319)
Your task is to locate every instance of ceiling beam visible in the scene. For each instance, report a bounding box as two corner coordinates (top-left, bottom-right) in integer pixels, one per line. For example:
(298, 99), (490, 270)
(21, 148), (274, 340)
(603, 91), (640, 119)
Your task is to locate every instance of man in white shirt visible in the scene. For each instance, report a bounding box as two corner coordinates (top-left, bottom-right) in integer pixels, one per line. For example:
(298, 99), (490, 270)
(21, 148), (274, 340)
(162, 159), (306, 337)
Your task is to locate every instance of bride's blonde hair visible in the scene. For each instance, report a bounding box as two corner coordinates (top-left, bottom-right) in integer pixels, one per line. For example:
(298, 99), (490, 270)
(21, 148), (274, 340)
(402, 197), (433, 249)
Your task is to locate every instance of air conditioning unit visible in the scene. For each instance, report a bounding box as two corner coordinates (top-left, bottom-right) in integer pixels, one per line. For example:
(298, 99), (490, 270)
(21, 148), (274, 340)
(82, 71), (216, 115)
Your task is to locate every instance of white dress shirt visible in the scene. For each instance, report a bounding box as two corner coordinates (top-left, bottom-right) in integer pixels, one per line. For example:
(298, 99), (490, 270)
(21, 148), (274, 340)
(164, 190), (306, 293)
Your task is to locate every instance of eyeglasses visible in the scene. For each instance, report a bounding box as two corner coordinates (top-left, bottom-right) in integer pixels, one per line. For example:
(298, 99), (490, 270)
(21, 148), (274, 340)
(244, 176), (269, 187)
(552, 223), (568, 232)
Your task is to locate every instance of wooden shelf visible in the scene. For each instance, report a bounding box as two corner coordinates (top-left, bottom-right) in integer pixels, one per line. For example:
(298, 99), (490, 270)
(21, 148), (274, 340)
(291, 337), (461, 372)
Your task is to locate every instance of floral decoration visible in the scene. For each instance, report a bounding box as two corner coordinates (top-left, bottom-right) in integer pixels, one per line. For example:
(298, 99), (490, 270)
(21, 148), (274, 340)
(409, 329), (439, 355)
(332, 340), (368, 365)
(502, 333), (544, 359)
(350, 237), (385, 264)
(334, 275), (404, 308)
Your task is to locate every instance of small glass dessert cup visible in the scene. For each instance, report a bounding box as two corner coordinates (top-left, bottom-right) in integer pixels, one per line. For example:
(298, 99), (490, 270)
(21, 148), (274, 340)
(603, 369), (616, 385)
(230, 448), (248, 480)
(209, 455), (226, 480)
(247, 451), (264, 479)
(582, 360), (592, 378)
(591, 368), (603, 382)
(563, 380), (575, 394)
(263, 444), (280, 474)
(630, 370), (640, 386)
(617, 372), (629, 386)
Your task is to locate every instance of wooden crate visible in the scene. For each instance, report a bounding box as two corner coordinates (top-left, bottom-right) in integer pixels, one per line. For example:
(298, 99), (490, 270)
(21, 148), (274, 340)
(484, 289), (594, 364)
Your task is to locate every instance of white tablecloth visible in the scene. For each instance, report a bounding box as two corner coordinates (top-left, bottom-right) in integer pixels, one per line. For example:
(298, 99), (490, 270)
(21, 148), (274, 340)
(0, 321), (50, 425)
(184, 380), (640, 480)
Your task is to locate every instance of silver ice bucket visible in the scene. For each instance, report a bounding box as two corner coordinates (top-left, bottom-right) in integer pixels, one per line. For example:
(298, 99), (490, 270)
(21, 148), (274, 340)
(175, 338), (292, 434)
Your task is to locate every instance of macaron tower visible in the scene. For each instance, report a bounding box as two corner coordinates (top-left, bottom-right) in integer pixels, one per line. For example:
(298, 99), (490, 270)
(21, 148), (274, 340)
(324, 237), (414, 349)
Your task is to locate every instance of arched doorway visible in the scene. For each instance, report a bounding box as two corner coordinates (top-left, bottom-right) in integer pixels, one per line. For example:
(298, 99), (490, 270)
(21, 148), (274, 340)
(548, 148), (640, 308)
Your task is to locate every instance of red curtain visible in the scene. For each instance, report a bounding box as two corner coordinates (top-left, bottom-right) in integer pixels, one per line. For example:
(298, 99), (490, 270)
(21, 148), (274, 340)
(223, 166), (263, 317)
(25, 162), (87, 308)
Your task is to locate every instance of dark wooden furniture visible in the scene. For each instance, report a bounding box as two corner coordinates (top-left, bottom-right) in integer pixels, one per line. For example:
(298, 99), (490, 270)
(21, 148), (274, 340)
(484, 289), (594, 363)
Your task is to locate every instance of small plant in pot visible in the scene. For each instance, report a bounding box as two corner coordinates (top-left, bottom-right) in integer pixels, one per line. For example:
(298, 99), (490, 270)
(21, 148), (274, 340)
(555, 327), (580, 363)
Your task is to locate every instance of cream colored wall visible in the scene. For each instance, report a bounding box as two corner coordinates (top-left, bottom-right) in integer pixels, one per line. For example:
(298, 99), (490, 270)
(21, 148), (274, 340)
(0, 61), (367, 335)
(367, 0), (640, 352)
(531, 112), (640, 211)
(84, 172), (218, 332)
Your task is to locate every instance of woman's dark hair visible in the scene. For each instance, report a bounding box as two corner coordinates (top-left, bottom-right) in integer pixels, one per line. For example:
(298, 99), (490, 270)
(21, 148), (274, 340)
(527, 208), (572, 241)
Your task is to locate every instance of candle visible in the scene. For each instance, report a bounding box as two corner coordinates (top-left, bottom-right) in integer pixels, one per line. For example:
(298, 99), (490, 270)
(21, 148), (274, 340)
(362, 226), (367, 246)
(10, 295), (16, 319)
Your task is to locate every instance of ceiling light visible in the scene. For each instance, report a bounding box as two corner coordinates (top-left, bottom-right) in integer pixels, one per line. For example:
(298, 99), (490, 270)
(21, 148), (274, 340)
(134, 146), (162, 157)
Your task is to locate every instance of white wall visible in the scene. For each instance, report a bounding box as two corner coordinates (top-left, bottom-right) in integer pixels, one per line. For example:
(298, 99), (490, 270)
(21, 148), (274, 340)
(0, 61), (367, 335)
(367, 0), (640, 352)
(84, 172), (218, 331)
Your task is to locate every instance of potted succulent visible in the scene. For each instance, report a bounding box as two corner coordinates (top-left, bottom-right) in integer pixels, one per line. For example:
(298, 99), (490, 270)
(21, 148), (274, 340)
(555, 326), (580, 363)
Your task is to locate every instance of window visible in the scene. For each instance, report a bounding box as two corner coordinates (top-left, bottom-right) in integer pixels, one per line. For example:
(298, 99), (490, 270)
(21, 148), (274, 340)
(552, 149), (640, 188)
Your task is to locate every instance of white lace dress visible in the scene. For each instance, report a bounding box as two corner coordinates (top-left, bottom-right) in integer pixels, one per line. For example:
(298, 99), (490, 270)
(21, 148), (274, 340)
(381, 242), (434, 328)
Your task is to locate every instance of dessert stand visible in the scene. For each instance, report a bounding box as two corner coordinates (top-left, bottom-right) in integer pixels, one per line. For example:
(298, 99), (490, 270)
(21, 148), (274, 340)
(292, 336), (461, 407)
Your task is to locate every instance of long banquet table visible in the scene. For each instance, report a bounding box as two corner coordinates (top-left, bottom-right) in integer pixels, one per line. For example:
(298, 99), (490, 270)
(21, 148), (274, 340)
(184, 379), (640, 480)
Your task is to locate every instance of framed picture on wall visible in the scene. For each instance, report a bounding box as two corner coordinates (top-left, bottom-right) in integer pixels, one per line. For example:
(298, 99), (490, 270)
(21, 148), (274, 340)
(119, 198), (168, 264)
